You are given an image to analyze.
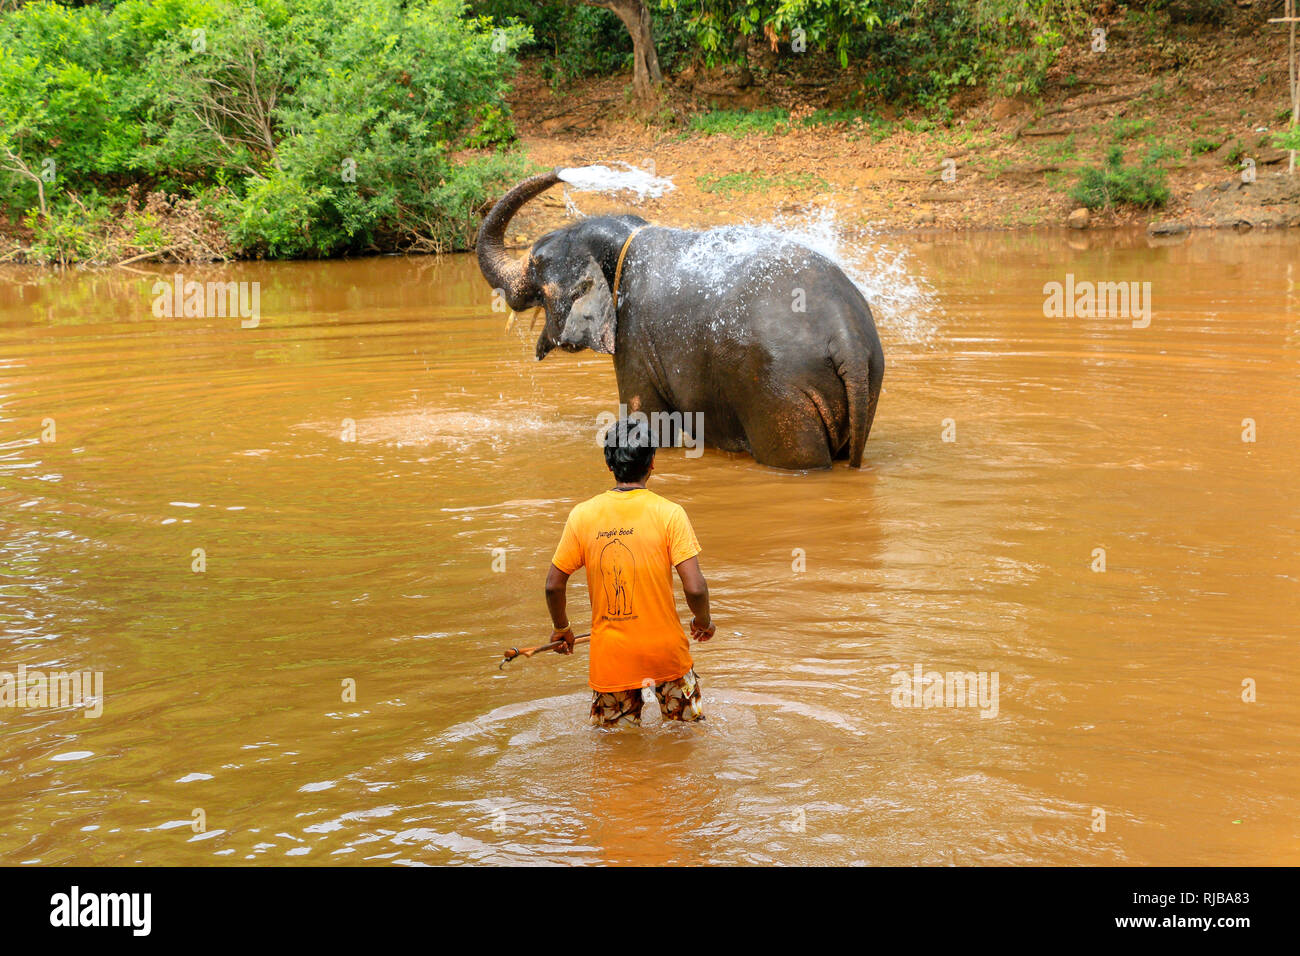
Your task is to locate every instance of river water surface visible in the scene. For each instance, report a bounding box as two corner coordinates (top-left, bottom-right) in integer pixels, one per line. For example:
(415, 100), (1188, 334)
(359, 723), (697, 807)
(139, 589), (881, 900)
(1, 229), (1297, 865)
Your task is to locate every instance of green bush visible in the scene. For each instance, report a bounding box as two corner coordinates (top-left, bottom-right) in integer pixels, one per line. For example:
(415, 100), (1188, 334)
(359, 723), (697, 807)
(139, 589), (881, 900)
(697, 170), (825, 198)
(804, 109), (892, 141)
(1070, 146), (1170, 210)
(686, 108), (790, 137)
(22, 198), (117, 267)
(1274, 123), (1300, 153)
(0, 0), (532, 259)
(466, 103), (519, 150)
(657, 0), (1085, 109)
(0, 0), (228, 207)
(470, 0), (695, 87)
(874, 1), (1083, 106)
(1142, 141), (1179, 164)
(1111, 117), (1154, 140)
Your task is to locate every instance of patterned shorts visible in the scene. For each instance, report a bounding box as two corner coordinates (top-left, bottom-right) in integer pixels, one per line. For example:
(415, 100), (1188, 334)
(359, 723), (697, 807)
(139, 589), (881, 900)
(590, 669), (705, 727)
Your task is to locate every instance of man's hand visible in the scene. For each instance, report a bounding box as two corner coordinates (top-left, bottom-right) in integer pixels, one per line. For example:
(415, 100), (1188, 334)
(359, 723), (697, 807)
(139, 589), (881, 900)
(676, 557), (711, 641)
(545, 564), (573, 653)
(690, 617), (715, 642)
(551, 624), (576, 654)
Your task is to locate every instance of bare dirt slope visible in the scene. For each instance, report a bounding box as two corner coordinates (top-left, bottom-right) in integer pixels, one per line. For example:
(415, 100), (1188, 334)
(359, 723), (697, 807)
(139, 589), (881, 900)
(502, 8), (1300, 243)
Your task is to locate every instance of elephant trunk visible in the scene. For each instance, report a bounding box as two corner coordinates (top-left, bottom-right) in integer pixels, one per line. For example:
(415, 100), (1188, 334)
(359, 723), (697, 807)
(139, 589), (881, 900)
(476, 169), (562, 310)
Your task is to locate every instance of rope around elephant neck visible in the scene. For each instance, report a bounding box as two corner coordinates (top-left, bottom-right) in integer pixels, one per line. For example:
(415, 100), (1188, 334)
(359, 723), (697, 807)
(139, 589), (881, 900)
(612, 225), (648, 312)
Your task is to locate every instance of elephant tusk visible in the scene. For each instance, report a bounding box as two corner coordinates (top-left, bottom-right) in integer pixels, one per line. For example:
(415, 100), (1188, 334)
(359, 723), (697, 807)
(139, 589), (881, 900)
(529, 307), (543, 333)
(505, 309), (516, 333)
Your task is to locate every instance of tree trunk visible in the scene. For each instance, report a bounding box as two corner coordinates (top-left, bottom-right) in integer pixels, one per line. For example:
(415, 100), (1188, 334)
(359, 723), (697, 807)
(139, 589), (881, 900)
(734, 31), (753, 88)
(1290, 0), (1297, 174)
(2, 147), (48, 219)
(586, 0), (662, 102)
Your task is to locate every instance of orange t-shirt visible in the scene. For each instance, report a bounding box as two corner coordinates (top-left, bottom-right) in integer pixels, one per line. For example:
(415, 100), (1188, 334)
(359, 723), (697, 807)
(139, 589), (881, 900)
(551, 488), (701, 692)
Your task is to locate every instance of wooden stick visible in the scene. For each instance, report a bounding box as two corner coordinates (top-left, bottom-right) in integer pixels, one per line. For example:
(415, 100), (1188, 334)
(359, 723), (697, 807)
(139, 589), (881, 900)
(115, 245), (182, 268)
(500, 634), (591, 668)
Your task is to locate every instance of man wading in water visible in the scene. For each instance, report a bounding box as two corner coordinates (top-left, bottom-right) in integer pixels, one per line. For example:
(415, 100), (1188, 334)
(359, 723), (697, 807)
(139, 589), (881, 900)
(545, 417), (715, 727)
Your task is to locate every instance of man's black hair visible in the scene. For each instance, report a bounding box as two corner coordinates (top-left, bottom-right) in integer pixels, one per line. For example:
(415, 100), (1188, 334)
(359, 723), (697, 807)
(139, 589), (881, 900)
(604, 416), (656, 483)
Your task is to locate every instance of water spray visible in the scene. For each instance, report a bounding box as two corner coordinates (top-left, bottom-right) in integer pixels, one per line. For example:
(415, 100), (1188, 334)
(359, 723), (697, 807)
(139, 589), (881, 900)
(557, 163), (676, 202)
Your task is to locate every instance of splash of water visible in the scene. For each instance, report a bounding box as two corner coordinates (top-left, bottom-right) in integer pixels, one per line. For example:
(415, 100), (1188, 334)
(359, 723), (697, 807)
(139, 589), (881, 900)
(554, 165), (934, 342)
(666, 207), (937, 345)
(557, 163), (676, 202)
(768, 206), (938, 345)
(561, 187), (586, 220)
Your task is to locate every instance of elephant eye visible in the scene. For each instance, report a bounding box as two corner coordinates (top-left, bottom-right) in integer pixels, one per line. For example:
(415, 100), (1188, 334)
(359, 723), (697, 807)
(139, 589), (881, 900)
(575, 276), (593, 296)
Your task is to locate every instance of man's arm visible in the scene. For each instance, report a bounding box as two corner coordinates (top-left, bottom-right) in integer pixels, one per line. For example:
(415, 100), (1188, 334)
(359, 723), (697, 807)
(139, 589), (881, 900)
(675, 556), (715, 641)
(544, 564), (575, 654)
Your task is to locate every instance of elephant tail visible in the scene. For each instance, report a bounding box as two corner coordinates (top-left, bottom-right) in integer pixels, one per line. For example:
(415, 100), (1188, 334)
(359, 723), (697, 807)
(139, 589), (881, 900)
(836, 333), (883, 469)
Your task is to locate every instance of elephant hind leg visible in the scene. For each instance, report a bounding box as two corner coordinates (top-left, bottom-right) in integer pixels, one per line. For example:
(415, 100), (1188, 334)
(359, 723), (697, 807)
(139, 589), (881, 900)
(738, 398), (834, 470)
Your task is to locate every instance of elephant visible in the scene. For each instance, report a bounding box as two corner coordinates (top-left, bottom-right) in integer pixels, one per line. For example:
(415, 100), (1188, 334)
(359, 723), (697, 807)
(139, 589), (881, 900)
(476, 169), (884, 470)
(598, 539), (634, 616)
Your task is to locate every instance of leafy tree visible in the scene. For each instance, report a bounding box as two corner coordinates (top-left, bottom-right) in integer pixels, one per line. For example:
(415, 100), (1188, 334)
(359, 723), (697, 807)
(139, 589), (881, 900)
(1275, 123), (1300, 153)
(0, 0), (533, 257)
(659, 0), (1083, 105)
(586, 0), (662, 98)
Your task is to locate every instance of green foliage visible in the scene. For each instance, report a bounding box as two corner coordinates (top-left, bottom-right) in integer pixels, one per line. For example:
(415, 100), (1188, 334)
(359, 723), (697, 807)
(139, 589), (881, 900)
(697, 169), (825, 197)
(467, 103), (519, 150)
(470, 0), (695, 85)
(1070, 145), (1169, 211)
(796, 0), (1087, 108)
(1274, 123), (1300, 153)
(22, 197), (117, 266)
(662, 0), (883, 70)
(686, 107), (789, 136)
(1142, 140), (1178, 165)
(803, 107), (892, 140)
(1038, 132), (1078, 161)
(0, 0), (531, 258)
(1145, 0), (1231, 27)
(472, 1), (626, 85)
(1110, 117), (1154, 140)
(988, 25), (1065, 99)
(934, 1), (1078, 101)
(803, 106), (866, 126)
(413, 150), (535, 253)
(1189, 136), (1221, 155)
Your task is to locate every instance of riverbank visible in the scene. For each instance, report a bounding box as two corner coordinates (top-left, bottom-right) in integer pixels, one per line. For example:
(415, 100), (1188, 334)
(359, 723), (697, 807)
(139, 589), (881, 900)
(3, 3), (1297, 265)
(504, 6), (1300, 242)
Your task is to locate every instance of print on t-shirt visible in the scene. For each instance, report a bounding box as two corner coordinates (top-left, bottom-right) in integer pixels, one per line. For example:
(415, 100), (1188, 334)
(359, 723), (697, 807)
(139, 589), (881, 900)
(598, 536), (635, 618)
(551, 490), (700, 692)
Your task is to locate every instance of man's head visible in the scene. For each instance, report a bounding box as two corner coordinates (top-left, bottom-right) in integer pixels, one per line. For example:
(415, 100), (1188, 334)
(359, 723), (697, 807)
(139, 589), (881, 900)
(604, 416), (656, 484)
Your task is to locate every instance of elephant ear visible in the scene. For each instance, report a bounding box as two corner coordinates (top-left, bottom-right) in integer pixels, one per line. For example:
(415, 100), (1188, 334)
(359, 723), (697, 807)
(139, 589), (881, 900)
(561, 256), (617, 355)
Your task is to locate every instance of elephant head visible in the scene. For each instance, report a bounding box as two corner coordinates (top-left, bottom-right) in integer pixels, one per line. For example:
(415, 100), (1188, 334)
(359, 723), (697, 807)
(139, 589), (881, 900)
(476, 170), (626, 361)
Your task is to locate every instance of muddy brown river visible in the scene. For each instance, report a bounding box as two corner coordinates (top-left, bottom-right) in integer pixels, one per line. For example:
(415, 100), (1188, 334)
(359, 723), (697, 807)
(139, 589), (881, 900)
(1, 228), (1297, 865)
